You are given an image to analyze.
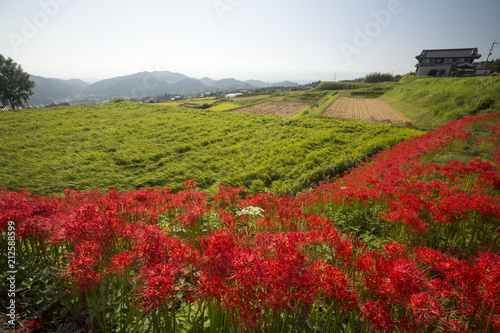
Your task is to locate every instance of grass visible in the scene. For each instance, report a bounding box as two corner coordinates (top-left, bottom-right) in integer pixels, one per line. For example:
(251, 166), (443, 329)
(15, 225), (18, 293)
(208, 102), (240, 111)
(298, 92), (340, 118)
(383, 76), (500, 126)
(0, 102), (422, 196)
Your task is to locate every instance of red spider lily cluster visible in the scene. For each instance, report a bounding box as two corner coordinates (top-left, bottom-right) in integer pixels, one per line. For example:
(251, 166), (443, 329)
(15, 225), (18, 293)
(2, 113), (499, 332)
(307, 113), (500, 242)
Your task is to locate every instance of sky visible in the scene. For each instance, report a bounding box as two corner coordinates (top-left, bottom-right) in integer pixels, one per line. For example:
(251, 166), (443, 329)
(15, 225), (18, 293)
(1, 0), (499, 83)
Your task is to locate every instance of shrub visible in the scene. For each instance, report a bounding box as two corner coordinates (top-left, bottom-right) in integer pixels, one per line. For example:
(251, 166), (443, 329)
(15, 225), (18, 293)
(427, 69), (438, 77)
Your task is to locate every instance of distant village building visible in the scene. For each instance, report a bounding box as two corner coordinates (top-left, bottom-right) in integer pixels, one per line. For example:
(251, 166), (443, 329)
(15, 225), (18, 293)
(0, 105), (9, 111)
(415, 48), (482, 76)
(225, 93), (243, 99)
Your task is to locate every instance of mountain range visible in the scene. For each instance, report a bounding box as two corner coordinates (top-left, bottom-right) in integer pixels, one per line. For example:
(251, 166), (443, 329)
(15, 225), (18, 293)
(29, 71), (299, 106)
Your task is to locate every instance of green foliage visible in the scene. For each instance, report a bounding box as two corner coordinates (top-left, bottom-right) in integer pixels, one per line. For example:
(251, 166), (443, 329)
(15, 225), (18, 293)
(305, 92), (339, 117)
(315, 82), (372, 91)
(294, 91), (328, 101)
(350, 84), (395, 97)
(363, 72), (394, 83)
(0, 102), (422, 196)
(0, 55), (36, 109)
(427, 69), (438, 77)
(481, 58), (500, 72)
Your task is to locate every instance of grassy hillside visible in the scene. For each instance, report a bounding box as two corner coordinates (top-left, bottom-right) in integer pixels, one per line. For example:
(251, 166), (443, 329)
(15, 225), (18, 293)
(381, 76), (500, 127)
(0, 102), (421, 195)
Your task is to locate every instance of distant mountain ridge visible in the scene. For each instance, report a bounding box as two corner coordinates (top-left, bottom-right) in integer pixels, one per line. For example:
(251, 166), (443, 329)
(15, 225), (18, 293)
(83, 71), (298, 98)
(30, 76), (89, 105)
(29, 71), (299, 105)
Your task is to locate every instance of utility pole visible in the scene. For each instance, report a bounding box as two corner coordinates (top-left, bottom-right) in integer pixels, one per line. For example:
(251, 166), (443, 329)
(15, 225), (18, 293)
(485, 40), (499, 66)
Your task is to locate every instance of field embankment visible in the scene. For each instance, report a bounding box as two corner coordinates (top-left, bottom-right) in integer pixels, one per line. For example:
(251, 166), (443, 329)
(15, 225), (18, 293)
(229, 101), (308, 117)
(381, 76), (500, 126)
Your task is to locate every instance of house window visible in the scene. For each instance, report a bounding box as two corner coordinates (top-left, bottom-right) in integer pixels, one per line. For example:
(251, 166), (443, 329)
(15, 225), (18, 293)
(435, 58), (444, 63)
(423, 59), (433, 63)
(444, 58), (453, 63)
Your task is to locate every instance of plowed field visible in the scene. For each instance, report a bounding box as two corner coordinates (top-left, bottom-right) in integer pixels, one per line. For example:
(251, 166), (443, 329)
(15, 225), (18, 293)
(324, 97), (411, 123)
(230, 101), (308, 117)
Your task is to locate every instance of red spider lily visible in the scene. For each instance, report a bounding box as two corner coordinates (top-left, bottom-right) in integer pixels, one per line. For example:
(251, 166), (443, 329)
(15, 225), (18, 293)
(17, 316), (48, 333)
(214, 185), (245, 209)
(137, 224), (199, 267)
(65, 241), (103, 293)
(216, 209), (238, 229)
(384, 242), (408, 260)
(307, 260), (359, 310)
(476, 252), (500, 307)
(137, 262), (182, 312)
(357, 251), (382, 273)
(408, 292), (444, 326)
(362, 300), (395, 333)
(174, 203), (208, 228)
(108, 249), (140, 274)
(363, 256), (426, 306)
(475, 252), (500, 331)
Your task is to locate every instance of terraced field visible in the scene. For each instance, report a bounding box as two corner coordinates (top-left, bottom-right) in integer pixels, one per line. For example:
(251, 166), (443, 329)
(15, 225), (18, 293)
(324, 96), (411, 123)
(230, 101), (308, 117)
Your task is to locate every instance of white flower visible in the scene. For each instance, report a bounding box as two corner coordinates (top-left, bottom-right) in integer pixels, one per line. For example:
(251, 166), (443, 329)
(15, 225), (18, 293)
(236, 206), (265, 217)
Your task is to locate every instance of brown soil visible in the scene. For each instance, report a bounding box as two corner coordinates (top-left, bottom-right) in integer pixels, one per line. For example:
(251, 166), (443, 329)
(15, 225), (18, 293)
(232, 95), (271, 101)
(231, 101), (308, 117)
(324, 97), (412, 123)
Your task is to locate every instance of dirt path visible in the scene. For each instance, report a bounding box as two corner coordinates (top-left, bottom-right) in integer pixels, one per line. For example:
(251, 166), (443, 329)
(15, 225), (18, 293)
(324, 97), (411, 123)
(230, 101), (308, 117)
(232, 95), (271, 101)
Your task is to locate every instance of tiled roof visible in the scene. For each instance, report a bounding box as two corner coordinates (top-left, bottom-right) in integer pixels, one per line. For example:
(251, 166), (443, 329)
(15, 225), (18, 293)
(417, 48), (481, 59)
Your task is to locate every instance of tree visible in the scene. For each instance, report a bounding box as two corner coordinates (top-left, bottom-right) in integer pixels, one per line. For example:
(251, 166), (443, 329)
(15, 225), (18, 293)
(482, 58), (500, 73)
(0, 55), (35, 109)
(364, 72), (393, 83)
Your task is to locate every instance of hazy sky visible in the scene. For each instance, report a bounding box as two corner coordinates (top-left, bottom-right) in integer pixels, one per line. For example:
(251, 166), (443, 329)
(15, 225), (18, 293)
(1, 0), (499, 83)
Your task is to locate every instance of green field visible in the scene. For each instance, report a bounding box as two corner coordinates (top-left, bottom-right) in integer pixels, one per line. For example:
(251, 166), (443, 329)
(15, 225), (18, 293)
(0, 102), (422, 195)
(2, 76), (500, 196)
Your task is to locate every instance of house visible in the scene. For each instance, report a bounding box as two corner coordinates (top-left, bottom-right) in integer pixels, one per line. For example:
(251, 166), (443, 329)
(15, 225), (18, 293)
(415, 48), (482, 76)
